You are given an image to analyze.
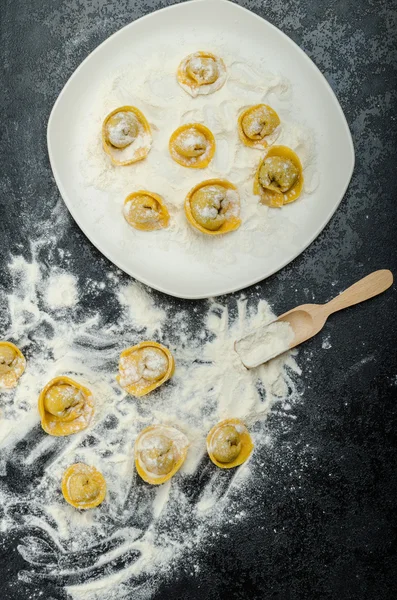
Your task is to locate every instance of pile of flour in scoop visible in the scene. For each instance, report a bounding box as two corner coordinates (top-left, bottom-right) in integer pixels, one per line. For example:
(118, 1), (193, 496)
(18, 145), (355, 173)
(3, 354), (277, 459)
(0, 245), (302, 600)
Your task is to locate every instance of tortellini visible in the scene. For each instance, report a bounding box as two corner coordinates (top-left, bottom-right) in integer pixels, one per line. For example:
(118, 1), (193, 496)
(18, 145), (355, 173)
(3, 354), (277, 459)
(207, 419), (253, 469)
(123, 191), (170, 231)
(102, 106), (152, 166)
(0, 342), (26, 389)
(238, 104), (280, 149)
(185, 179), (241, 235)
(62, 463), (106, 509)
(169, 123), (215, 168)
(117, 341), (174, 397)
(134, 424), (189, 485)
(253, 145), (304, 207)
(38, 376), (94, 436)
(177, 52), (227, 97)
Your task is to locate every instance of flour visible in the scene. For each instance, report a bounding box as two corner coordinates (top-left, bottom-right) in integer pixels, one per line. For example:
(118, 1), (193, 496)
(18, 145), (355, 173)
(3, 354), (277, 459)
(80, 53), (318, 268)
(0, 248), (303, 599)
(321, 335), (332, 350)
(45, 272), (78, 308)
(235, 319), (295, 368)
(117, 281), (166, 336)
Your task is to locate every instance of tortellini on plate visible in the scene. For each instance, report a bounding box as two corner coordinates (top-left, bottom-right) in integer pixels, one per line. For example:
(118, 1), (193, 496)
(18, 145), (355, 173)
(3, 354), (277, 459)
(185, 179), (241, 235)
(238, 104), (280, 149)
(102, 105), (152, 166)
(177, 52), (227, 97)
(253, 145), (303, 207)
(169, 123), (215, 168)
(123, 191), (170, 231)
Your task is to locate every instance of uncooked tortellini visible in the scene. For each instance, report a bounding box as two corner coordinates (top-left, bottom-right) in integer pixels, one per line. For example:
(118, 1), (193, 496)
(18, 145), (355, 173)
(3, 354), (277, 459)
(185, 179), (241, 235)
(177, 52), (227, 97)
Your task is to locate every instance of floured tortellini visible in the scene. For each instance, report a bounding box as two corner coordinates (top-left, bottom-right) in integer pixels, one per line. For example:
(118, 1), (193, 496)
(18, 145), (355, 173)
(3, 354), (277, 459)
(169, 123), (215, 168)
(102, 106), (152, 166)
(253, 145), (304, 207)
(177, 52), (227, 97)
(62, 463), (106, 509)
(0, 341), (26, 389)
(134, 424), (189, 485)
(185, 179), (241, 235)
(238, 104), (280, 149)
(38, 376), (94, 436)
(123, 191), (170, 231)
(117, 341), (175, 397)
(207, 418), (253, 469)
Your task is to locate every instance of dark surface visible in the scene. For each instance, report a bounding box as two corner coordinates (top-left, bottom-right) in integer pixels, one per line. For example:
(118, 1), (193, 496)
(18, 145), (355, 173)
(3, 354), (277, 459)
(1, 0), (397, 599)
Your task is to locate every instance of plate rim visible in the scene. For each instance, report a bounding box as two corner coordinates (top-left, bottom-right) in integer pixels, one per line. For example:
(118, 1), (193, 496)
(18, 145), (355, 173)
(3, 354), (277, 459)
(47, 0), (355, 300)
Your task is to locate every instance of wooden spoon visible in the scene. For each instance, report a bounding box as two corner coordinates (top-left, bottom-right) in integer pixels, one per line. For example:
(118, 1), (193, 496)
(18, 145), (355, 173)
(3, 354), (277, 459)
(235, 270), (393, 369)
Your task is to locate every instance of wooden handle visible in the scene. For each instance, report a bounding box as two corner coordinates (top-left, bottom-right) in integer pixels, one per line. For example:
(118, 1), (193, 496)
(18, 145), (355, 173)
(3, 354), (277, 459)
(324, 270), (393, 316)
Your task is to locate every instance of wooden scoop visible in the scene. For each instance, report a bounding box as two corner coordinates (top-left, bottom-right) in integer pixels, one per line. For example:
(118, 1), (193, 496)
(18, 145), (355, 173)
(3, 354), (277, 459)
(235, 270), (393, 369)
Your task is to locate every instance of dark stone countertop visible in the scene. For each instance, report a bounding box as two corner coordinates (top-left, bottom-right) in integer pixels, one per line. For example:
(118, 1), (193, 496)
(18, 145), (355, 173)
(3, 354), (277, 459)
(0, 0), (396, 599)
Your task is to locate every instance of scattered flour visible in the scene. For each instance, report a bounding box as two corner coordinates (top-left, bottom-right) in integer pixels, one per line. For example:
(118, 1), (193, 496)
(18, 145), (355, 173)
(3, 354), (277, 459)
(322, 336), (332, 350)
(46, 273), (79, 308)
(0, 249), (303, 599)
(117, 281), (166, 336)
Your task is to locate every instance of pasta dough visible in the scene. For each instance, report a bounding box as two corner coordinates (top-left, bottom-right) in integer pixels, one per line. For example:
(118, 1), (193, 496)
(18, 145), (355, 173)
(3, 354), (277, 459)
(123, 191), (170, 231)
(38, 376), (94, 436)
(0, 342), (26, 389)
(62, 463), (106, 509)
(177, 52), (227, 97)
(253, 145), (304, 207)
(207, 419), (253, 469)
(238, 104), (280, 149)
(117, 341), (175, 397)
(134, 424), (189, 485)
(185, 179), (241, 235)
(102, 106), (152, 166)
(169, 123), (215, 168)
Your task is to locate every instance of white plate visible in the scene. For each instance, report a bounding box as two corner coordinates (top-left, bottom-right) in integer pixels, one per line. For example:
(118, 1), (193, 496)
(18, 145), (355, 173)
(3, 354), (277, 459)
(47, 0), (354, 299)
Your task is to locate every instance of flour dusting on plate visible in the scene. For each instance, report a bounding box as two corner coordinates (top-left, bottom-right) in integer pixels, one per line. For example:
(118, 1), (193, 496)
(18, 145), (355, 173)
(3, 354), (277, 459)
(81, 50), (318, 270)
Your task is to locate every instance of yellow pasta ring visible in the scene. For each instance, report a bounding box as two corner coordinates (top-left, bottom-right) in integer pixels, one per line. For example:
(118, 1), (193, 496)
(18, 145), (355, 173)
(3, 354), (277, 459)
(0, 341), (26, 389)
(238, 104), (280, 149)
(117, 341), (175, 397)
(123, 190), (170, 231)
(177, 51), (226, 96)
(184, 179), (241, 236)
(62, 463), (106, 509)
(253, 145), (304, 207)
(169, 123), (215, 168)
(134, 424), (188, 485)
(207, 418), (254, 469)
(38, 376), (94, 437)
(102, 105), (152, 166)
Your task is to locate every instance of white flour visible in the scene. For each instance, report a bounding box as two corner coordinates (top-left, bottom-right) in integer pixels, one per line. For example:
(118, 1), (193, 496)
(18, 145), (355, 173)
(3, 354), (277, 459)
(235, 319), (295, 368)
(46, 273), (78, 308)
(80, 51), (318, 267)
(0, 247), (302, 599)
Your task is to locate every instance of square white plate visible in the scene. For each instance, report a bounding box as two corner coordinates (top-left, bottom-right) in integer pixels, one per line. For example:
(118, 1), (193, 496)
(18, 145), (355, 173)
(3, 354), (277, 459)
(47, 0), (354, 299)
